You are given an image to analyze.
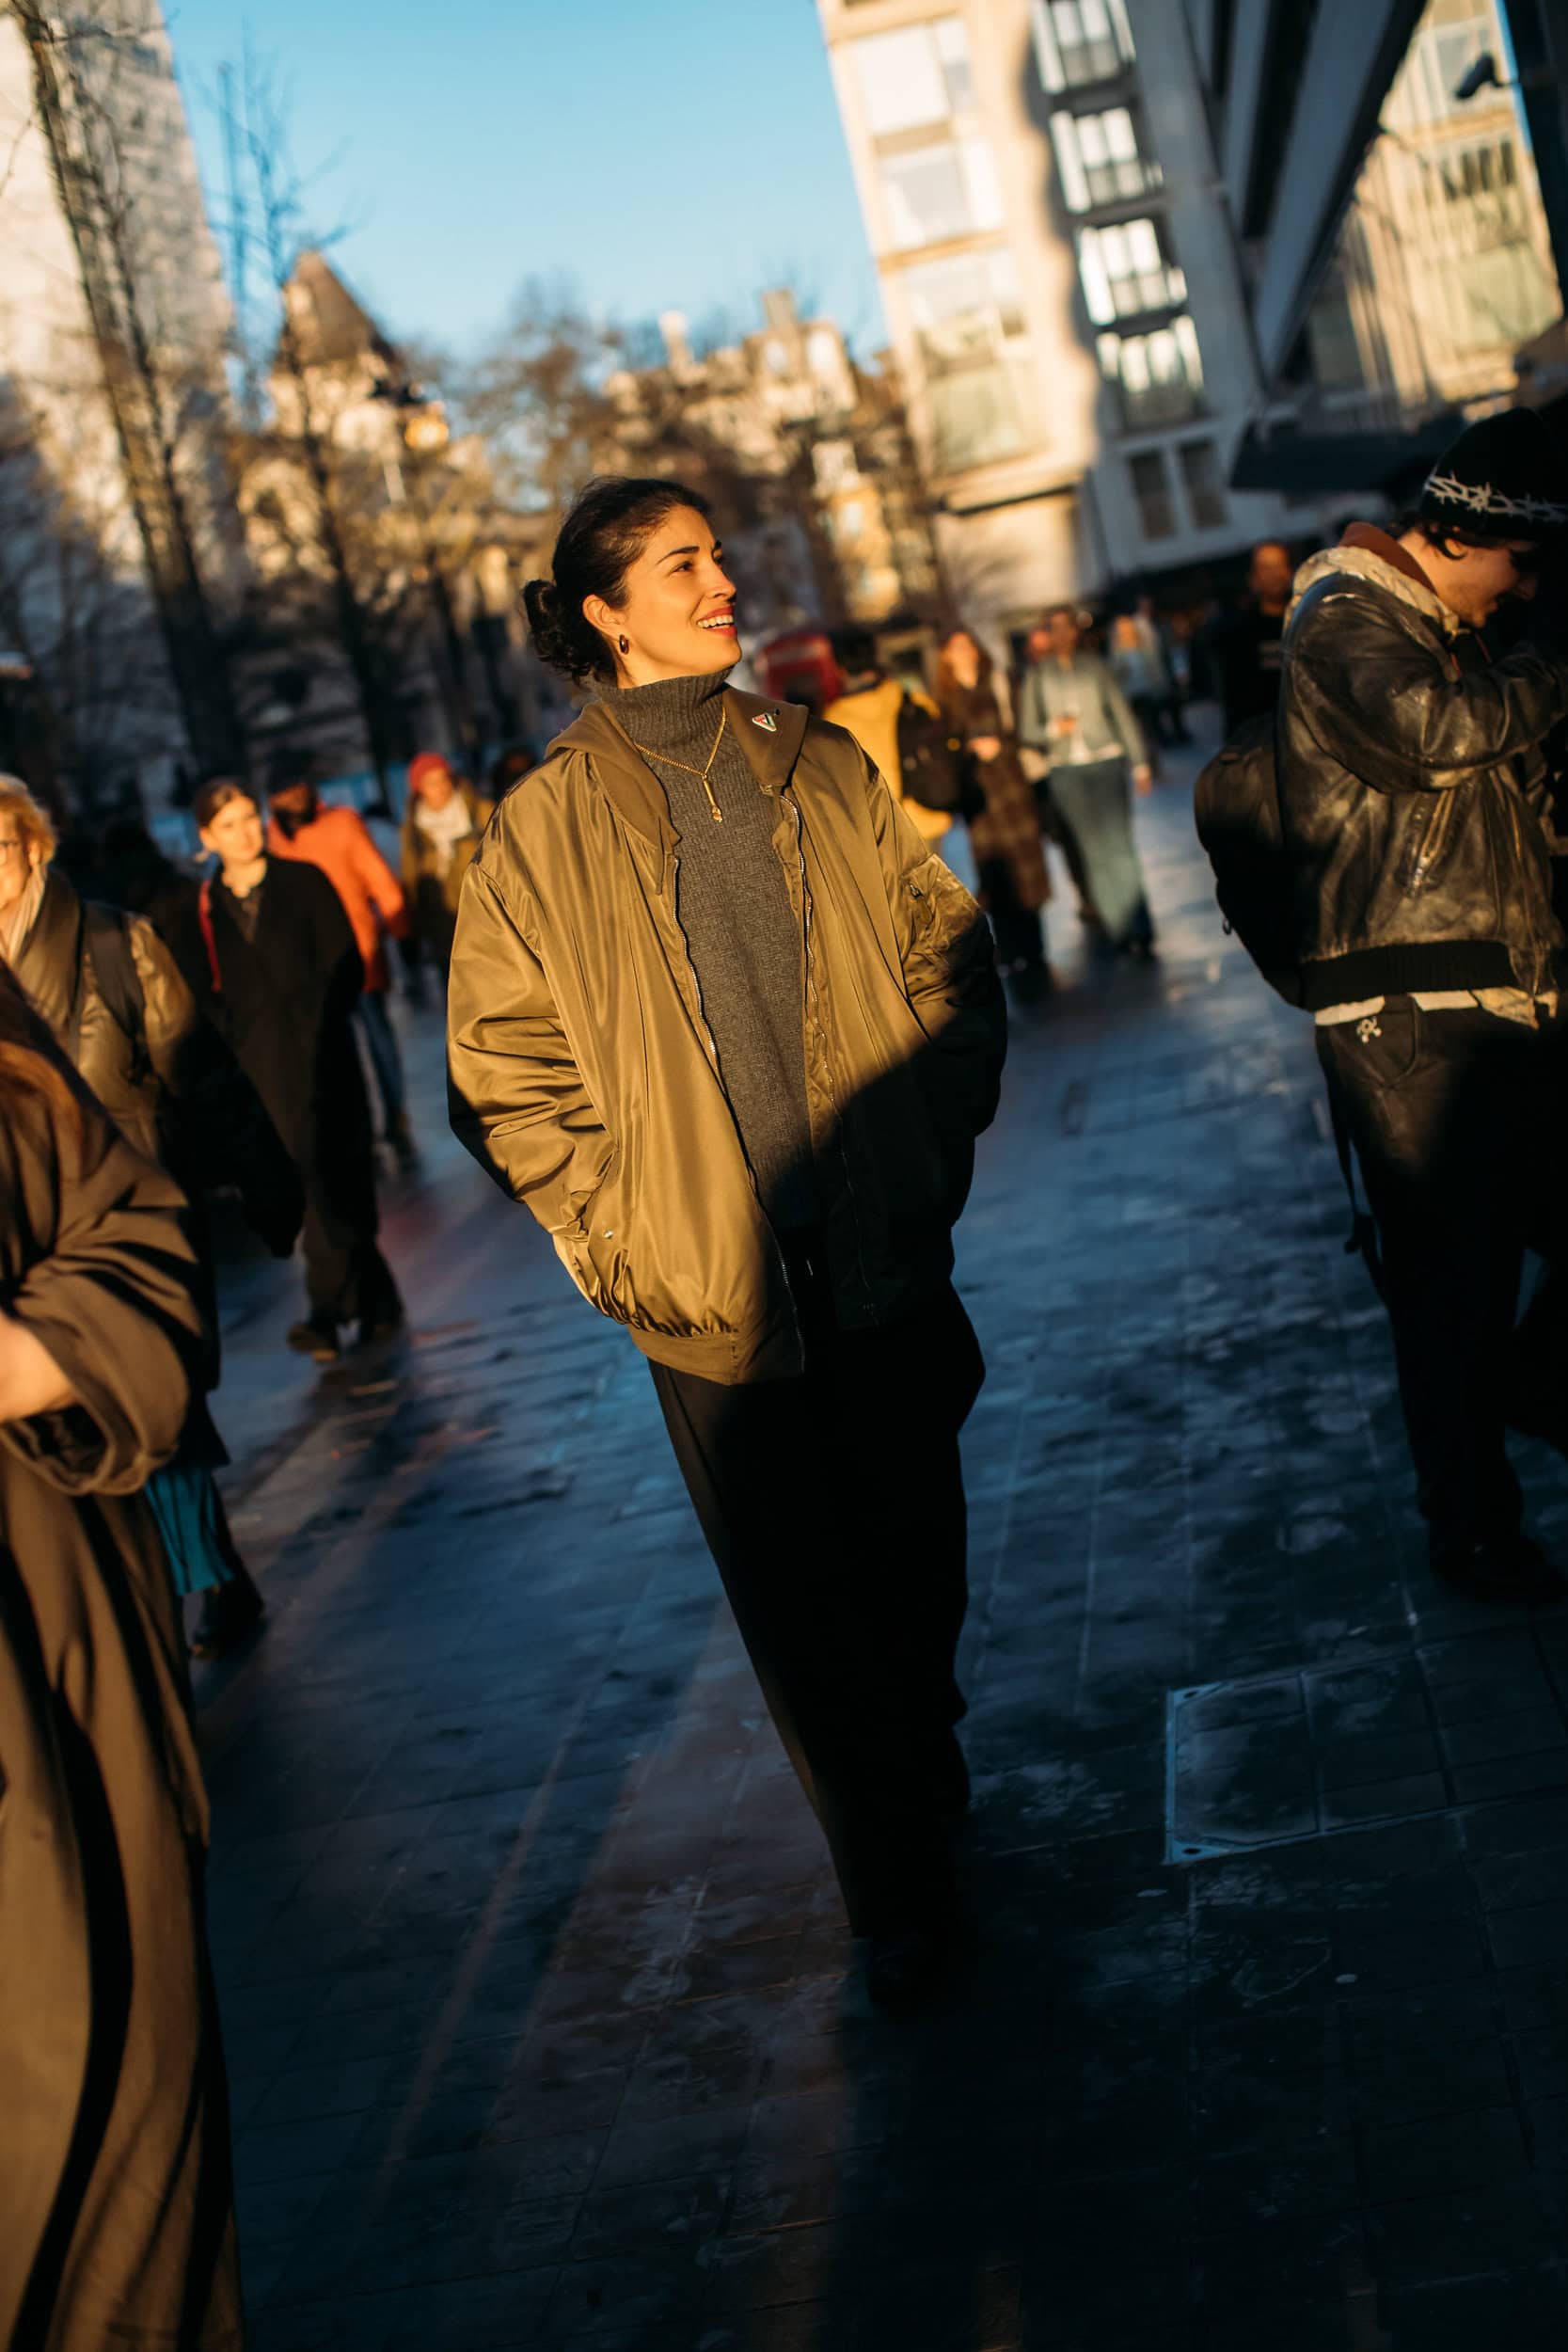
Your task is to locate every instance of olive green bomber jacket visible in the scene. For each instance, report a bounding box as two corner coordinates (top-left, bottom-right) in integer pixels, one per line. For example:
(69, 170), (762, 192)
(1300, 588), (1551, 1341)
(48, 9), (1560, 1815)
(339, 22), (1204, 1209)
(446, 685), (1006, 1383)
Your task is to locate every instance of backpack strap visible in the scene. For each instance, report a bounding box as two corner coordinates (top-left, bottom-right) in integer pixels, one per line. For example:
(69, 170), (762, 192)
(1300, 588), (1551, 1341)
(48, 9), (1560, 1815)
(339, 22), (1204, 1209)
(1327, 1088), (1386, 1303)
(197, 876), (223, 993)
(80, 900), (151, 1087)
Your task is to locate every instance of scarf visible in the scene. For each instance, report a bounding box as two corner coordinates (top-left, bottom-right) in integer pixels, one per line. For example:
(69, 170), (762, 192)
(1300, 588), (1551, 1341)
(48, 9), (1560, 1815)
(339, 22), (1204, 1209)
(413, 790), (476, 873)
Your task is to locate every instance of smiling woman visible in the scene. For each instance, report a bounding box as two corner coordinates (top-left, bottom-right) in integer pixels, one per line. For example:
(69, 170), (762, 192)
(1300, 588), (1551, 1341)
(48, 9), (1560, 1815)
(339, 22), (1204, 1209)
(457, 473), (1008, 2007)
(520, 475), (737, 687)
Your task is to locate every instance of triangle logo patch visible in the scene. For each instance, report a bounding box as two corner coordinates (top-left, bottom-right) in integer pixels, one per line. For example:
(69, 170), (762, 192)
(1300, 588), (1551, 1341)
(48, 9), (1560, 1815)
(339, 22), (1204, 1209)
(752, 711), (778, 733)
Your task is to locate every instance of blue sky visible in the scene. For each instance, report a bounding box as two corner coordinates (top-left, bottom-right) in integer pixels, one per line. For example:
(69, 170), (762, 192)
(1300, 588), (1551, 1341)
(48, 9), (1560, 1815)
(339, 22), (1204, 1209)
(166, 0), (888, 362)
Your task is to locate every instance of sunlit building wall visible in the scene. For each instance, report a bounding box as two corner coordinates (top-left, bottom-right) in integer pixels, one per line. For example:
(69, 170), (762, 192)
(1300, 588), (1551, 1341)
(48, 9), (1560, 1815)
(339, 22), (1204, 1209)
(816, 0), (1313, 632)
(1304, 0), (1561, 429)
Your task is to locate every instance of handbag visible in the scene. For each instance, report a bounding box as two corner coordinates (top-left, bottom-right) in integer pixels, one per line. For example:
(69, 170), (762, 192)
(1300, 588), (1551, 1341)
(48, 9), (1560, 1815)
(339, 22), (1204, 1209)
(896, 694), (965, 813)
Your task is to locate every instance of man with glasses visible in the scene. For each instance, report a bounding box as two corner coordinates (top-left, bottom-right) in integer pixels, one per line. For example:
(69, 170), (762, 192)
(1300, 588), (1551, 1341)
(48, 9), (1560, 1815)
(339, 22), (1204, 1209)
(1278, 408), (1568, 1605)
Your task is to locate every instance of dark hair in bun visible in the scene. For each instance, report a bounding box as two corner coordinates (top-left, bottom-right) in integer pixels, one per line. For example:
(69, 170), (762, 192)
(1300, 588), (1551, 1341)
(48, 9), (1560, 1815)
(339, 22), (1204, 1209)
(193, 776), (260, 830)
(521, 475), (712, 685)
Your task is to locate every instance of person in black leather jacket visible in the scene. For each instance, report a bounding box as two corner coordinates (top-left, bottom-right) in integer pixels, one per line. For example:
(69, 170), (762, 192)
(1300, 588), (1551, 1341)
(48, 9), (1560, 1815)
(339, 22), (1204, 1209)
(1280, 407), (1568, 1606)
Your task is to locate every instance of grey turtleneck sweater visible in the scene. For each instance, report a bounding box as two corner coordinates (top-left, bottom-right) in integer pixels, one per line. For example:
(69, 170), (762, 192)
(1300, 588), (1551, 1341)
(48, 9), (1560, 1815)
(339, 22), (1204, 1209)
(598, 669), (817, 1232)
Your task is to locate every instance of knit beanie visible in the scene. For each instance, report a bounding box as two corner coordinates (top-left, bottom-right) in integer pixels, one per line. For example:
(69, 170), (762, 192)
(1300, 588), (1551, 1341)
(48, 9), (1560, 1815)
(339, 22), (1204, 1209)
(406, 752), (452, 797)
(1419, 406), (1568, 537)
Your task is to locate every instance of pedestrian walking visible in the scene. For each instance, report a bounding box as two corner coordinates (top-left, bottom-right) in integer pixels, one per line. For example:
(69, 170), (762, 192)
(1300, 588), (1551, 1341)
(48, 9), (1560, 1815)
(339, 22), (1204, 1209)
(1134, 591), (1191, 744)
(1211, 539), (1294, 735)
(934, 627), (1052, 1001)
(0, 971), (243, 2352)
(265, 764), (416, 1167)
(400, 752), (495, 977)
(1279, 407), (1568, 1605)
(0, 777), (299, 1658)
(449, 476), (1006, 2006)
(191, 779), (403, 1363)
(1109, 612), (1167, 778)
(823, 627), (955, 850)
(1018, 604), (1156, 958)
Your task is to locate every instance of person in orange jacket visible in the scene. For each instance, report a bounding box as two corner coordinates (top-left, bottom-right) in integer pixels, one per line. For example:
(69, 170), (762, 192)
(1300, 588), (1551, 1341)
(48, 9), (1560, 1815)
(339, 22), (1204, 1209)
(266, 762), (417, 1166)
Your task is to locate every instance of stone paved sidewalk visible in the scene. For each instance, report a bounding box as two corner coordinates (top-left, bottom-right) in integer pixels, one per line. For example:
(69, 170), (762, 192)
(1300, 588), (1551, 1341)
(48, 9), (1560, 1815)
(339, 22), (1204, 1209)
(195, 728), (1568, 2350)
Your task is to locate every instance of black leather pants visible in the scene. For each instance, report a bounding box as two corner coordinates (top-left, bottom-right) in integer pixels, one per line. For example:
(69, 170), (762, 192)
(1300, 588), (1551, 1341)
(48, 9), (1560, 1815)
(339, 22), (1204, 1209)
(1317, 998), (1568, 1554)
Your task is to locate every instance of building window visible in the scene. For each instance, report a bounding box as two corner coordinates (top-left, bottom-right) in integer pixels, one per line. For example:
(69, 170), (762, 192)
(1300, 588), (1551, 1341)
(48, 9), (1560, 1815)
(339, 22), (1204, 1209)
(901, 248), (1036, 473)
(1097, 316), (1204, 427)
(850, 16), (974, 137)
(1031, 0), (1134, 94)
(1049, 105), (1162, 212)
(879, 136), (1004, 251)
(1128, 450), (1176, 540)
(1177, 438), (1227, 530)
(1077, 218), (1185, 324)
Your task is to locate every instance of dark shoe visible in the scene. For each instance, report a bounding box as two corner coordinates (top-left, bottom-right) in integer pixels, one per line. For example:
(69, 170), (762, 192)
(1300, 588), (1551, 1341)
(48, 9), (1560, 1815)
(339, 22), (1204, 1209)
(866, 1925), (956, 2011)
(287, 1311), (341, 1361)
(1430, 1533), (1567, 1607)
(358, 1299), (406, 1346)
(190, 1573), (265, 1660)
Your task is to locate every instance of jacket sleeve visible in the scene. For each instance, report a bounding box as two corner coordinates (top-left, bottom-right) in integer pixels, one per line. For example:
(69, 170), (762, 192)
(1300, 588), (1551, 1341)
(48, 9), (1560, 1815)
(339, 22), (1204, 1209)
(1098, 660), (1148, 767)
(447, 858), (613, 1230)
(1291, 592), (1568, 790)
(858, 744), (1006, 1144)
(350, 812), (411, 939)
(1, 1056), (204, 1494)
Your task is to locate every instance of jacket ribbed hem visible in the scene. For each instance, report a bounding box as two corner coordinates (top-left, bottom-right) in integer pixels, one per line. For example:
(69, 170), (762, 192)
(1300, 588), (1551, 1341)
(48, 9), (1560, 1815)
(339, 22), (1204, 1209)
(1301, 941), (1520, 1010)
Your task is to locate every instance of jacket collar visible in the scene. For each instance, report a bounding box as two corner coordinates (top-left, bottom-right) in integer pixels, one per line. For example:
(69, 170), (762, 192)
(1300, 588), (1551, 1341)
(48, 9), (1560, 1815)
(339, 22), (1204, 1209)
(1291, 530), (1461, 638)
(10, 866), (81, 1036)
(554, 687), (810, 844)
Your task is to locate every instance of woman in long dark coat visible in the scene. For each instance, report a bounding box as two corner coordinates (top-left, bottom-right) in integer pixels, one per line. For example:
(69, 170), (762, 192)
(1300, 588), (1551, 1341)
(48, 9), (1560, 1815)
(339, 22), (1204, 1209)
(0, 974), (243, 2351)
(935, 628), (1052, 1002)
(185, 779), (403, 1361)
(0, 775), (300, 1656)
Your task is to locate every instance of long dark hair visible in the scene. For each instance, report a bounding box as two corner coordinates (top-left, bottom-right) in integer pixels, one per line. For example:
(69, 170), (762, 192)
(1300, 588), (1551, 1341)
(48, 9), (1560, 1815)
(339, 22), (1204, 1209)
(193, 777), (260, 832)
(522, 476), (713, 686)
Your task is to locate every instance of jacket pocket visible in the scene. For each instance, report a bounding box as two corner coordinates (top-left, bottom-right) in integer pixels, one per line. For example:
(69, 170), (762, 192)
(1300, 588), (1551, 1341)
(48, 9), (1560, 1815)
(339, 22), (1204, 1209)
(1340, 999), (1423, 1090)
(557, 1148), (631, 1318)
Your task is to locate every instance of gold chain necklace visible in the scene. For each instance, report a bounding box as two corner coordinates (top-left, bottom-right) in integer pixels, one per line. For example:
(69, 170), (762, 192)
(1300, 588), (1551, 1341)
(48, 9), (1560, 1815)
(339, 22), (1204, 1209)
(626, 708), (727, 823)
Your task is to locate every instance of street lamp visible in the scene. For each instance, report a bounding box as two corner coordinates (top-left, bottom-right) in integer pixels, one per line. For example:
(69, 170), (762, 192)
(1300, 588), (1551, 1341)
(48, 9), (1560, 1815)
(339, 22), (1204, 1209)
(1452, 49), (1513, 102)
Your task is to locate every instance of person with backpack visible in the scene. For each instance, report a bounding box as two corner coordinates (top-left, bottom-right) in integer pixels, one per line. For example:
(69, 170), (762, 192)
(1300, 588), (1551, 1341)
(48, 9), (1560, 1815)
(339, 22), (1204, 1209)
(1275, 409), (1568, 1606)
(822, 628), (958, 850)
(0, 775), (300, 1658)
(191, 777), (404, 1364)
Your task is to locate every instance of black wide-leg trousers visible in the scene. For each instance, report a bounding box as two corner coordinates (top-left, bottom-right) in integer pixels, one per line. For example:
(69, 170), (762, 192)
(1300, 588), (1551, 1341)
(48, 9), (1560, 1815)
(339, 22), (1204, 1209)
(650, 1277), (984, 1937)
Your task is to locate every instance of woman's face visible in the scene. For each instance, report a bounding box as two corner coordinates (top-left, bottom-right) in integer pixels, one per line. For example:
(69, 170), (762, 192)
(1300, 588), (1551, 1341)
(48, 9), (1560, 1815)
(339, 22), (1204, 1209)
(588, 506), (738, 683)
(943, 631), (980, 690)
(420, 765), (456, 811)
(0, 818), (41, 916)
(200, 795), (265, 870)
(1048, 611), (1080, 659)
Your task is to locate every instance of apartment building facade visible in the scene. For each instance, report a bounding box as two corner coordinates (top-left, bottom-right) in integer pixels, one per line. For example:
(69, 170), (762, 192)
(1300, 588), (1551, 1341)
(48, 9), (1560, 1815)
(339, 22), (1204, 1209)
(816, 0), (1317, 633)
